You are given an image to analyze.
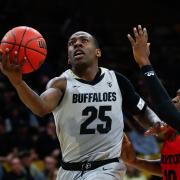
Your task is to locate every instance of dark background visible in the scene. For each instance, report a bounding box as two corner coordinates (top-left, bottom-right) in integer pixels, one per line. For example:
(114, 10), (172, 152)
(0, 0), (179, 95)
(0, 1), (179, 179)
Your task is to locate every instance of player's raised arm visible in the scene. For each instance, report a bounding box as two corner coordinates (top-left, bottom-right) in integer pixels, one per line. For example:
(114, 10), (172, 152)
(0, 48), (65, 117)
(115, 72), (162, 129)
(127, 25), (180, 132)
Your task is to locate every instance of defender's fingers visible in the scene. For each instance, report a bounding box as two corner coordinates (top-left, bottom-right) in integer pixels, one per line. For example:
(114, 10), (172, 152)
(133, 27), (139, 38)
(143, 28), (148, 40)
(127, 34), (135, 46)
(138, 25), (143, 36)
(144, 128), (157, 136)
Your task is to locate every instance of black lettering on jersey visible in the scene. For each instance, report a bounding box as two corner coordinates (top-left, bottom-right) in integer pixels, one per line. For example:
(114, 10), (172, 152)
(84, 93), (89, 103)
(112, 92), (117, 101)
(161, 154), (180, 164)
(73, 94), (78, 103)
(107, 92), (111, 101)
(107, 92), (116, 101)
(98, 93), (103, 102)
(92, 93), (98, 102)
(103, 93), (108, 101)
(88, 93), (93, 102)
(164, 170), (177, 180)
(78, 94), (83, 103)
(72, 92), (117, 103)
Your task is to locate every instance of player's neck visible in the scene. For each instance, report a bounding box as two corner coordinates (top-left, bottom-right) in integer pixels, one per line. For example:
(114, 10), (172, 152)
(72, 65), (99, 81)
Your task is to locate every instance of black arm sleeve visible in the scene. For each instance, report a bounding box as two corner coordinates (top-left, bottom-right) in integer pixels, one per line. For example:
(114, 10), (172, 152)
(114, 71), (146, 114)
(141, 65), (180, 132)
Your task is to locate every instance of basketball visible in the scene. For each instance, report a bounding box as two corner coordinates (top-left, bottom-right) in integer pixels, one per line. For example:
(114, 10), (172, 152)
(1, 26), (47, 74)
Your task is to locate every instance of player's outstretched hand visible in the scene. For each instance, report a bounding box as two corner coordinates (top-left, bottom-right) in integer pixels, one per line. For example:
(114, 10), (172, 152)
(120, 134), (136, 165)
(127, 25), (151, 67)
(144, 122), (170, 136)
(0, 48), (26, 87)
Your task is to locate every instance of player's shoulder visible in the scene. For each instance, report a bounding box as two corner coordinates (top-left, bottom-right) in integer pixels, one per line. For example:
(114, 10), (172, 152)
(100, 67), (126, 77)
(46, 76), (67, 91)
(100, 67), (130, 84)
(100, 67), (113, 73)
(100, 67), (116, 77)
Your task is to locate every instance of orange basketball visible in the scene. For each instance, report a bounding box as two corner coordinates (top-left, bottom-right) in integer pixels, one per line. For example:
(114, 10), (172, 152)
(1, 26), (47, 74)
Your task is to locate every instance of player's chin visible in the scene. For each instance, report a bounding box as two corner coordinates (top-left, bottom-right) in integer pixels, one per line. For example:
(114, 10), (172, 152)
(73, 56), (87, 65)
(73, 59), (89, 69)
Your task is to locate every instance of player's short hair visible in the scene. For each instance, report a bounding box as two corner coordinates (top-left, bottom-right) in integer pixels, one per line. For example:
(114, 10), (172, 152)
(92, 35), (99, 48)
(68, 31), (100, 48)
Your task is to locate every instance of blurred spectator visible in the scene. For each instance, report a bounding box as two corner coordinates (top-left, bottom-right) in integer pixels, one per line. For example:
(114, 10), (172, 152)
(19, 150), (45, 180)
(0, 118), (14, 157)
(35, 121), (60, 159)
(43, 156), (57, 180)
(2, 157), (27, 180)
(0, 3), (180, 179)
(12, 122), (35, 152)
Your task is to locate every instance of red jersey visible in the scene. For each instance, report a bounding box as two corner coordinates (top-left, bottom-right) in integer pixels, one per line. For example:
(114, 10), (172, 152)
(161, 129), (180, 180)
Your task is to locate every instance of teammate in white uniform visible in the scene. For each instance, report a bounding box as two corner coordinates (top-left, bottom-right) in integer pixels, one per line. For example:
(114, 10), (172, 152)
(0, 31), (162, 180)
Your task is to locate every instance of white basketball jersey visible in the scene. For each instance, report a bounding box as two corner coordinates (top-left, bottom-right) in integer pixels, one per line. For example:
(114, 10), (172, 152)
(53, 67), (124, 162)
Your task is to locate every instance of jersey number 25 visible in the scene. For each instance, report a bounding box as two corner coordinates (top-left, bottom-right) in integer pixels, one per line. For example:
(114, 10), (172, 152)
(80, 106), (112, 134)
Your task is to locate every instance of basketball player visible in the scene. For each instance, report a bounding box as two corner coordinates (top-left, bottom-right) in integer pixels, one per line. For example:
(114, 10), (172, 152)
(127, 25), (180, 132)
(0, 31), (163, 180)
(121, 89), (180, 179)
(121, 129), (180, 179)
(125, 25), (180, 179)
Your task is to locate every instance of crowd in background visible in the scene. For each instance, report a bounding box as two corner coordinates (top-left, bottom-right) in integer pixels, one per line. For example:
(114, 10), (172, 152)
(0, 1), (180, 179)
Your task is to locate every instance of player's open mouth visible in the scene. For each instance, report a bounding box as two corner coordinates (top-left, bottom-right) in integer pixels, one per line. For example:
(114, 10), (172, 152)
(74, 49), (85, 58)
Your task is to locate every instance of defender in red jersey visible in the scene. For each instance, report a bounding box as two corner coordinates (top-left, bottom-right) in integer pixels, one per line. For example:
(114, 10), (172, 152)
(121, 89), (180, 180)
(120, 90), (180, 179)
(161, 128), (180, 180)
(121, 25), (180, 178)
(121, 131), (180, 179)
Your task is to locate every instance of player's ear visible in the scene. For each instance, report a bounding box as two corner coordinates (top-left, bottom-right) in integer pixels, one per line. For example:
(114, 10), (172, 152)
(68, 58), (70, 64)
(96, 48), (101, 58)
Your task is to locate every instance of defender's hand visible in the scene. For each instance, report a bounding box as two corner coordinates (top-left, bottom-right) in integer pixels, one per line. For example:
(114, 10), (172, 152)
(121, 134), (137, 164)
(0, 48), (26, 87)
(144, 122), (170, 136)
(127, 25), (151, 67)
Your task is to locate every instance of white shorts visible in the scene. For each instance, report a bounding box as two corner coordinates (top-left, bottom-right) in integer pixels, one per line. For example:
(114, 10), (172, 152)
(56, 160), (126, 180)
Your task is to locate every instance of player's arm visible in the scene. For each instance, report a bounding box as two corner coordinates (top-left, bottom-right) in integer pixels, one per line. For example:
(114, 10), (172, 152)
(127, 25), (180, 132)
(15, 77), (65, 117)
(0, 48), (64, 117)
(115, 72), (162, 129)
(121, 134), (162, 177)
(141, 66), (180, 132)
